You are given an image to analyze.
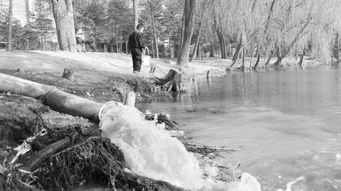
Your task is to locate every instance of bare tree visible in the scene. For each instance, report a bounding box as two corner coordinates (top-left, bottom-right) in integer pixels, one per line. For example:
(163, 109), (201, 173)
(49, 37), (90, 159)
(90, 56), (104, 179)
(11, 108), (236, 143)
(51, 0), (77, 52)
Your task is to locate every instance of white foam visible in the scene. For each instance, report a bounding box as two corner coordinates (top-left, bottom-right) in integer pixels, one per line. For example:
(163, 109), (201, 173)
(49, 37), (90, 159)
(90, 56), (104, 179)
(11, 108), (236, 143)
(202, 173), (262, 191)
(277, 176), (304, 191)
(99, 102), (203, 189)
(99, 101), (262, 190)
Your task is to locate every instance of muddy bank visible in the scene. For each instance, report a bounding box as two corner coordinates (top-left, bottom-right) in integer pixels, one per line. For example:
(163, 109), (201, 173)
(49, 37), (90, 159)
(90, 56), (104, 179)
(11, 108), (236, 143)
(0, 92), (239, 190)
(0, 94), (188, 190)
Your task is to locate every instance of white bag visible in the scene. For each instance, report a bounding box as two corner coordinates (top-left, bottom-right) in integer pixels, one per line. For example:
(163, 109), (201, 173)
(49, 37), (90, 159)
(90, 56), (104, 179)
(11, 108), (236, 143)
(142, 49), (151, 67)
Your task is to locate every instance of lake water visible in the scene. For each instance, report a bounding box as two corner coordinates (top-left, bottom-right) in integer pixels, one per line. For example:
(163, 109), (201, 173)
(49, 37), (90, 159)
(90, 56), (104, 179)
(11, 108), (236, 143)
(140, 66), (341, 191)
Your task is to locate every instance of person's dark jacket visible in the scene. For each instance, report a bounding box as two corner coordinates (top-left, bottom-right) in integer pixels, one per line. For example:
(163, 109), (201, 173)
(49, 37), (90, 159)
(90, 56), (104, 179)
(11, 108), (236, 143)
(128, 31), (145, 50)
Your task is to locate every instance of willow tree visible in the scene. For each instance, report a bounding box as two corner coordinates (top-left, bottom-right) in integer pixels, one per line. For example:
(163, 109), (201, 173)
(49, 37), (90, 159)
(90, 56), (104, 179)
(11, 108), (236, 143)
(51, 0), (77, 52)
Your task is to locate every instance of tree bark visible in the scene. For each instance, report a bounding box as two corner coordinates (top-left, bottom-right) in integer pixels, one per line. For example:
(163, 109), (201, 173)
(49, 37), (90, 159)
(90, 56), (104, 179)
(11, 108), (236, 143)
(190, 23), (202, 62)
(231, 35), (243, 67)
(210, 42), (214, 57)
(298, 48), (305, 67)
(115, 23), (119, 52)
(217, 31), (227, 59)
(215, 11), (227, 59)
(25, 0), (30, 24)
(265, 51), (273, 66)
(253, 51), (261, 70)
(333, 33), (340, 63)
(177, 0), (196, 66)
(133, 0), (138, 29)
(51, 0), (77, 52)
(151, 11), (159, 58)
(7, 0), (13, 51)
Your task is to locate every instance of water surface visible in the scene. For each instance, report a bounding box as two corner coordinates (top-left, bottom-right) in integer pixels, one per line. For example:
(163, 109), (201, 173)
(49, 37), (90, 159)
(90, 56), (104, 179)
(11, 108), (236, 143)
(141, 66), (341, 191)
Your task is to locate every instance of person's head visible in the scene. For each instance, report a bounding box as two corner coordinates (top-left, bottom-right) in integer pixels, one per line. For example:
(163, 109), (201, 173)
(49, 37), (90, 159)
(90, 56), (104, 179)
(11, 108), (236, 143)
(90, 34), (94, 37)
(136, 23), (145, 32)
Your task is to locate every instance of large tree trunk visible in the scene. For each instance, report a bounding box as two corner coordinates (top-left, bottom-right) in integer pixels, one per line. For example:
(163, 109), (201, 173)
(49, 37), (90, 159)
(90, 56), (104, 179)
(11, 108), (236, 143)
(151, 12), (159, 58)
(215, 11), (227, 59)
(190, 23), (202, 62)
(217, 31), (227, 59)
(133, 0), (138, 29)
(51, 0), (77, 52)
(25, 0), (30, 24)
(210, 42), (214, 57)
(333, 33), (340, 64)
(177, 0), (196, 66)
(253, 51), (261, 70)
(7, 0), (13, 51)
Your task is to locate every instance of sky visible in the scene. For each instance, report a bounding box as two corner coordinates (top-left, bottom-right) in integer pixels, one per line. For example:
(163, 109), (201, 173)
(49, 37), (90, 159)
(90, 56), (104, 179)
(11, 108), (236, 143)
(0, 0), (35, 25)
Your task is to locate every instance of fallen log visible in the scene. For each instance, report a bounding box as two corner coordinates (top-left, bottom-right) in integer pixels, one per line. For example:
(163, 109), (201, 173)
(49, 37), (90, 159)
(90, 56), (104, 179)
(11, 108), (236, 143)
(0, 73), (103, 121)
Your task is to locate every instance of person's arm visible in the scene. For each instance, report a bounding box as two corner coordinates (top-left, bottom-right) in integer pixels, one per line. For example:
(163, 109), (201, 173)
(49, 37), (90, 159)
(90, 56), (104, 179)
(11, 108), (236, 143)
(138, 33), (147, 49)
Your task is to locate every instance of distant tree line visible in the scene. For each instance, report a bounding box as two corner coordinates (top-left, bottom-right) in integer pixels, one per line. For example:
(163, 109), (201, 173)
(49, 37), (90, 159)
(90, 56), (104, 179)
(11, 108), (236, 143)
(2, 0), (341, 66)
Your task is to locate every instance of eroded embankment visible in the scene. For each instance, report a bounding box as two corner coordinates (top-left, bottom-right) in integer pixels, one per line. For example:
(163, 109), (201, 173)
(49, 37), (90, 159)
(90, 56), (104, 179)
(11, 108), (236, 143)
(0, 94), (186, 190)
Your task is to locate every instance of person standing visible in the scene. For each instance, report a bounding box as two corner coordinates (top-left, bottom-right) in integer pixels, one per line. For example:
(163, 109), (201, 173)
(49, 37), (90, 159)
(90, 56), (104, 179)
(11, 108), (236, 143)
(128, 23), (148, 74)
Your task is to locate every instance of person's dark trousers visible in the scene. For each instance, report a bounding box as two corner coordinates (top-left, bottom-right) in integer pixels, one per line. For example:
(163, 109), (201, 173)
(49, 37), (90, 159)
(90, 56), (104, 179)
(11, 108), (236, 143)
(131, 48), (142, 72)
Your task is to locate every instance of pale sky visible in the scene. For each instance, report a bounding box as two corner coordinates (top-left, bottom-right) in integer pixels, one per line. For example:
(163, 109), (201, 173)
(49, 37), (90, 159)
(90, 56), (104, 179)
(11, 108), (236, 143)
(0, 0), (35, 25)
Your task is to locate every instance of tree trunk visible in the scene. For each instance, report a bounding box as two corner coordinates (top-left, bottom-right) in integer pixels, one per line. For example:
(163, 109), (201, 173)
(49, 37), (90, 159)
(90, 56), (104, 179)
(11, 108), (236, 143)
(298, 48), (305, 67)
(265, 51), (273, 66)
(0, 73), (103, 121)
(51, 0), (77, 52)
(231, 36), (243, 67)
(241, 47), (245, 70)
(151, 12), (159, 58)
(215, 12), (227, 59)
(217, 30), (227, 59)
(210, 42), (214, 57)
(178, 17), (185, 55)
(25, 0), (30, 24)
(190, 23), (202, 62)
(151, 40), (155, 58)
(115, 23), (119, 52)
(333, 33), (340, 64)
(7, 0), (13, 51)
(177, 0), (196, 66)
(133, 0), (138, 29)
(253, 52), (261, 70)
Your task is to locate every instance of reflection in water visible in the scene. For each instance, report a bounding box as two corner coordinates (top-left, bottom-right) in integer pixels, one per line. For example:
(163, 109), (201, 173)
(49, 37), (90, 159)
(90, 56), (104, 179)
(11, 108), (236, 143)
(141, 67), (341, 191)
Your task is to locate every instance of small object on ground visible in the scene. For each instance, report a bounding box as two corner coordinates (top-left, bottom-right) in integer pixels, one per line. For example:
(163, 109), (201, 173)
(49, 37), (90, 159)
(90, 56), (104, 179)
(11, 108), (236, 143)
(124, 91), (136, 107)
(0, 165), (5, 175)
(62, 68), (74, 80)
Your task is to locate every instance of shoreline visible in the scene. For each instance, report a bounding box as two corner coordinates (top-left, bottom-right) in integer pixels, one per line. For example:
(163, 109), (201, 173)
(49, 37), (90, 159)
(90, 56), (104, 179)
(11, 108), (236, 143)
(0, 51), (330, 190)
